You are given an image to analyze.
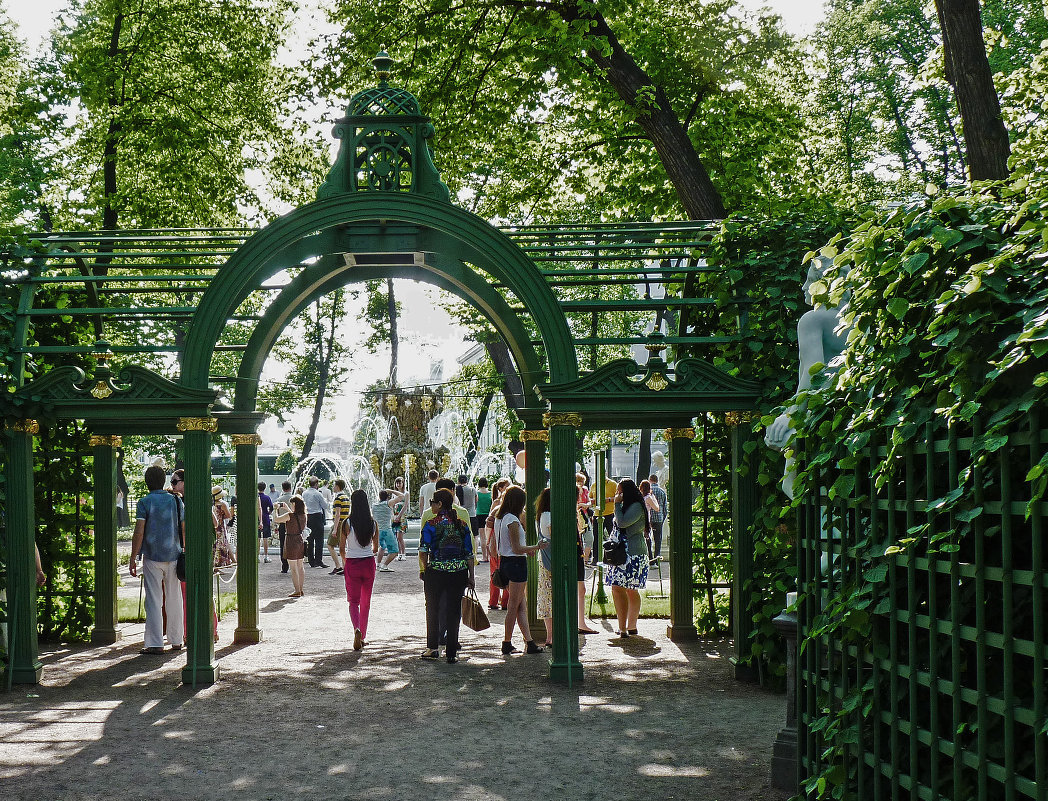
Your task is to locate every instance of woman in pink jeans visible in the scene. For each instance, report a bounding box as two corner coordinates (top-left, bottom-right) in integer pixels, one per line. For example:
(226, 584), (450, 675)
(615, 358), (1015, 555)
(339, 489), (378, 651)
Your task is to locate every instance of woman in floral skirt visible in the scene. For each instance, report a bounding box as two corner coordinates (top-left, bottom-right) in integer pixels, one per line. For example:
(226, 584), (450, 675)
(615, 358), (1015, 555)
(604, 478), (651, 638)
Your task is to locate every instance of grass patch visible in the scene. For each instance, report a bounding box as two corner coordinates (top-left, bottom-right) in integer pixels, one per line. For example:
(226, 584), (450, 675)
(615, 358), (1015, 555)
(118, 592), (238, 623)
(584, 591), (671, 619)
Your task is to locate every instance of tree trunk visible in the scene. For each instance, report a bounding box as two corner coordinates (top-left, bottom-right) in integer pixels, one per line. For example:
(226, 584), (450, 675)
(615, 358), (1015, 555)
(298, 297), (340, 465)
(935, 0), (1010, 181)
(102, 11), (123, 232)
(386, 277), (399, 387)
(558, 2), (726, 220)
(637, 428), (652, 483)
(467, 390), (496, 469)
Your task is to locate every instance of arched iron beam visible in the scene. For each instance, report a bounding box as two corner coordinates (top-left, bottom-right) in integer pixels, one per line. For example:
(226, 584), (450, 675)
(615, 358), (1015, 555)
(182, 193), (578, 389)
(232, 255), (544, 414)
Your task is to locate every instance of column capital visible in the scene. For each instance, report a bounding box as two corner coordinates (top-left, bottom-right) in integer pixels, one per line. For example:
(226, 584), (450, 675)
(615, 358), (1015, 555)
(89, 435), (123, 447)
(231, 433), (263, 446)
(520, 429), (549, 443)
(542, 412), (582, 429)
(177, 417), (218, 433)
(724, 411), (754, 428)
(663, 427), (696, 441)
(5, 419), (40, 434)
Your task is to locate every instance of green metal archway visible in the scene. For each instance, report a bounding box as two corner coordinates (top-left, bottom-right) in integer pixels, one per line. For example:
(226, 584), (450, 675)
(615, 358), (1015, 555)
(2, 57), (766, 687)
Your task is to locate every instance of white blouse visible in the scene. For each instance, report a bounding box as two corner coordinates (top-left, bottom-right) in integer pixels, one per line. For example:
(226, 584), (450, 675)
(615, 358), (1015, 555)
(495, 513), (524, 557)
(344, 524), (375, 559)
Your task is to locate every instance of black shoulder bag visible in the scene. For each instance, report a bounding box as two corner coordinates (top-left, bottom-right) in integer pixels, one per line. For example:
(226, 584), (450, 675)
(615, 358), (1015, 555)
(490, 519), (510, 588)
(602, 522), (628, 567)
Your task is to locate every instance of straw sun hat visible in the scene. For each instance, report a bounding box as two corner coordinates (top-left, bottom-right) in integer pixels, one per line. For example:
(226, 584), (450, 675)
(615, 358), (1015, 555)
(211, 486), (226, 500)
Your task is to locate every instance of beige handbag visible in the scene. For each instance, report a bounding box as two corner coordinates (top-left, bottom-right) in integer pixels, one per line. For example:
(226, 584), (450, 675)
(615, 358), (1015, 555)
(460, 586), (490, 631)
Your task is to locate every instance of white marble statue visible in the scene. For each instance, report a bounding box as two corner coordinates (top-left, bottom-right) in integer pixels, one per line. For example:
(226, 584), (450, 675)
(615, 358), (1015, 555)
(765, 256), (852, 498)
(651, 450), (669, 488)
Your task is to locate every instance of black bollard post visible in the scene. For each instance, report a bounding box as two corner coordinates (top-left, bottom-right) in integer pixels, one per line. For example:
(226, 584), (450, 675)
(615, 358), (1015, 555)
(770, 594), (798, 791)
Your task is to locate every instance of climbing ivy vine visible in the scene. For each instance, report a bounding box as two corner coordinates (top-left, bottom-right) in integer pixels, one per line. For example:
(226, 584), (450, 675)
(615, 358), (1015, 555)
(783, 173), (1048, 797)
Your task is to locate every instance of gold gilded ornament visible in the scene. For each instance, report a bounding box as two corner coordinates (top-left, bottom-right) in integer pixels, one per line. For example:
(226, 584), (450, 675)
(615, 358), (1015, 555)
(89, 435), (122, 447)
(542, 412), (583, 429)
(519, 429), (549, 443)
(663, 427), (696, 441)
(177, 417), (218, 433)
(90, 381), (114, 399)
(645, 373), (668, 392)
(231, 433), (263, 446)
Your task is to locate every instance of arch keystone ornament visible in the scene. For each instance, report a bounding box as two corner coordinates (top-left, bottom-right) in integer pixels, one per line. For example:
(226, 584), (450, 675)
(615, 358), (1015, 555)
(177, 417), (218, 433)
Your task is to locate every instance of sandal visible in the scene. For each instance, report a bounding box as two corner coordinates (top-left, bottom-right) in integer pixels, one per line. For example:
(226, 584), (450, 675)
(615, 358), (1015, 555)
(578, 628), (598, 634)
(139, 646), (165, 655)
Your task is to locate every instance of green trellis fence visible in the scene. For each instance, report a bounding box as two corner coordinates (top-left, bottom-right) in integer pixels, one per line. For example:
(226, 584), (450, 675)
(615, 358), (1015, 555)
(797, 415), (1048, 801)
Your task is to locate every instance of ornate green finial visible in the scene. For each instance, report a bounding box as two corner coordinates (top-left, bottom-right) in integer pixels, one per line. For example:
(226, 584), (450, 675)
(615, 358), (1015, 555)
(317, 47), (450, 202)
(645, 331), (668, 357)
(373, 46), (394, 83)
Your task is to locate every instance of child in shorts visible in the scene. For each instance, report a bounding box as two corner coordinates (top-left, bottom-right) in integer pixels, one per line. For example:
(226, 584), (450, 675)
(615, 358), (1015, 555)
(373, 488), (406, 572)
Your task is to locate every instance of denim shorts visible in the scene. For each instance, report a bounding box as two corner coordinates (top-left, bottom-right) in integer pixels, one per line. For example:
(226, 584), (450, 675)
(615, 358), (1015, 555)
(500, 555), (528, 583)
(378, 529), (399, 553)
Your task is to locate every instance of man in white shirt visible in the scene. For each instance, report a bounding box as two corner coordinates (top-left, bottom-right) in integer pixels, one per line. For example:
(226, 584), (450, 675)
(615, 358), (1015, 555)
(418, 469), (439, 517)
(302, 476), (330, 568)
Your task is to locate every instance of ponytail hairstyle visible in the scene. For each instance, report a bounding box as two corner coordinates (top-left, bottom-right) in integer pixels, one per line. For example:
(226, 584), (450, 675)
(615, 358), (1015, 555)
(348, 489), (374, 547)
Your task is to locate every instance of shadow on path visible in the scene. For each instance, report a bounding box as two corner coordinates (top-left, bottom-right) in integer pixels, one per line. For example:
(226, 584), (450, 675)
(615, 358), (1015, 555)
(1, 557), (789, 801)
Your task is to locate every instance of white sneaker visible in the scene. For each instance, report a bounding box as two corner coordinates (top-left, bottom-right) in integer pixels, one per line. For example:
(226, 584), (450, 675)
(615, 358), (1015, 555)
(264, 556), (271, 563)
(397, 554), (405, 562)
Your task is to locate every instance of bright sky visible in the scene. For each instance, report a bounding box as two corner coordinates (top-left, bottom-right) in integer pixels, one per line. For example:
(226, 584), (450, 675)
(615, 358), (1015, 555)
(5, 0), (827, 54)
(3, 0), (826, 446)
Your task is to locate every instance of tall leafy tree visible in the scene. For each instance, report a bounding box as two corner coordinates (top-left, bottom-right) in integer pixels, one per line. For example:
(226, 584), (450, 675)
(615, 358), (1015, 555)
(308, 0), (808, 221)
(260, 289), (356, 466)
(33, 0), (298, 231)
(358, 279), (401, 388)
(0, 9), (55, 230)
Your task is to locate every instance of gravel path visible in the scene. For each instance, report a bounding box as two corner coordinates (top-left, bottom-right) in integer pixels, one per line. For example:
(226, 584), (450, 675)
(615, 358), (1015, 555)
(1, 554), (790, 801)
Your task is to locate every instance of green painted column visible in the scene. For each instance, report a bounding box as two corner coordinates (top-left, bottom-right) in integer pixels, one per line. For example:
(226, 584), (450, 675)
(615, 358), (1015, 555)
(545, 413), (583, 683)
(90, 435), (121, 645)
(179, 420), (220, 686)
(730, 414), (758, 677)
(3, 421), (42, 684)
(521, 430), (548, 635)
(665, 427), (698, 641)
(233, 434), (262, 644)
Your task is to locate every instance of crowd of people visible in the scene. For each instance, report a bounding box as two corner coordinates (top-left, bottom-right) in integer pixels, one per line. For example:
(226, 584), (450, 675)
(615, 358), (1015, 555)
(130, 463), (670, 659)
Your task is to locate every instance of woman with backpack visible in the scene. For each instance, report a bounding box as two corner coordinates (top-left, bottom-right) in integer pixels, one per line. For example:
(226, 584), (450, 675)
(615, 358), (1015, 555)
(419, 488), (475, 663)
(339, 489), (379, 651)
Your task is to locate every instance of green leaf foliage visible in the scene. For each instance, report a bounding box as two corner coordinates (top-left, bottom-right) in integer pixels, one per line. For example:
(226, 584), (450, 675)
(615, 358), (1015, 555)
(792, 171), (1048, 796)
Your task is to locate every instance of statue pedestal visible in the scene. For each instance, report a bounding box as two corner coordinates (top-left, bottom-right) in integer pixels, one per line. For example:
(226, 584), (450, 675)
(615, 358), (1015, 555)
(770, 599), (798, 791)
